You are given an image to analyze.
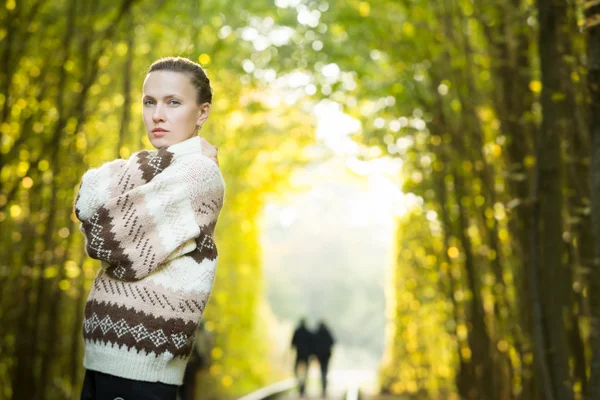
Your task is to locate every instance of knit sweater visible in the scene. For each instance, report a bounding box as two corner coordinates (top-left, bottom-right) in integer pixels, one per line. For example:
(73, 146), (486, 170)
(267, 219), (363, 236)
(74, 136), (225, 385)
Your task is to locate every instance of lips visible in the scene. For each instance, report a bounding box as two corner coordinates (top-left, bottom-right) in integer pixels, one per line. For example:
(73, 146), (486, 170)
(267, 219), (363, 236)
(152, 127), (168, 137)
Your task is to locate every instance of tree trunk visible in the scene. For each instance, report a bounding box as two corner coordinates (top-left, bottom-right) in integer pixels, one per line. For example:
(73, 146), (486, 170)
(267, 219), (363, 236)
(69, 251), (87, 397)
(537, 0), (574, 397)
(429, 91), (478, 398)
(529, 147), (556, 400)
(117, 12), (134, 157)
(39, 229), (74, 400)
(586, 0), (600, 397)
(452, 169), (498, 400)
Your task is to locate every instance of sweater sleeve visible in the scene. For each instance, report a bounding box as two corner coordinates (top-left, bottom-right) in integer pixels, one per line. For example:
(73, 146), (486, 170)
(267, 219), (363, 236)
(74, 159), (127, 222)
(74, 149), (165, 223)
(80, 157), (219, 281)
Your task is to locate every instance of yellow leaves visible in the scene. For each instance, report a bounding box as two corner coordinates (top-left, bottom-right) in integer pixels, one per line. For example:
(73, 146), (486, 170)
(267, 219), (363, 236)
(98, 55), (109, 68)
(402, 22), (415, 37)
(38, 159), (49, 171)
(115, 42), (128, 56)
(228, 110), (245, 129)
(476, 106), (494, 123)
(30, 66), (40, 77)
(0, 123), (11, 147)
(494, 202), (506, 220)
(65, 261), (80, 279)
(209, 364), (222, 376)
(64, 60), (75, 72)
(113, 94), (124, 107)
(454, 290), (465, 302)
(119, 146), (131, 158)
(44, 266), (58, 279)
(139, 43), (150, 54)
(58, 280), (70, 291)
(17, 161), (29, 176)
(571, 71), (580, 82)
(10, 204), (22, 219)
(474, 195), (485, 207)
(405, 278), (417, 291)
(211, 347), (223, 360)
(456, 323), (468, 340)
(58, 227), (70, 238)
(204, 320), (215, 332)
(529, 80), (542, 93)
(19, 149), (29, 161)
(462, 160), (472, 172)
(99, 74), (110, 86)
(409, 299), (420, 311)
(460, 346), (472, 361)
(221, 375), (233, 387)
(391, 382), (404, 394)
(15, 98), (26, 110)
(21, 176), (33, 189)
(498, 228), (509, 242)
(198, 53), (211, 65)
(426, 254), (437, 266)
(551, 92), (566, 102)
(411, 171), (423, 183)
(239, 219), (253, 233)
(214, 292), (227, 305)
(358, 2), (370, 17)
(467, 225), (478, 238)
(497, 340), (509, 353)
(450, 99), (461, 112)
(76, 132), (89, 151)
(5, 0), (16, 11)
(90, 84), (101, 96)
(485, 143), (502, 159)
(524, 154), (536, 168)
(447, 246), (460, 259)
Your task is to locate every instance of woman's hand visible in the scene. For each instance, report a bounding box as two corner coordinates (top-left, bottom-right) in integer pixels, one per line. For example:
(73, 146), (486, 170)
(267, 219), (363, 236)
(200, 138), (219, 166)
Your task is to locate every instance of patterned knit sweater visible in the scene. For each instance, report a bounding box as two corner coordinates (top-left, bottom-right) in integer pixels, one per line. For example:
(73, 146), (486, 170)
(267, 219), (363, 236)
(74, 136), (225, 385)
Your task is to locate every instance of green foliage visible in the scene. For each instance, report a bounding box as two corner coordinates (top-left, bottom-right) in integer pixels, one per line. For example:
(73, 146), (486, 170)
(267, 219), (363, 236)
(0, 0), (314, 398)
(1, 0), (594, 398)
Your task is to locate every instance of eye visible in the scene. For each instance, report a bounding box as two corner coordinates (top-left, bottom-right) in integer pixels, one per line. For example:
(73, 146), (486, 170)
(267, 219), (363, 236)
(143, 99), (155, 106)
(169, 99), (182, 106)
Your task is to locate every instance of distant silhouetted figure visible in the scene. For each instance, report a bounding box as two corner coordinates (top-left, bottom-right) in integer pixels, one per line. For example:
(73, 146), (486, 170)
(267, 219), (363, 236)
(291, 318), (312, 397)
(313, 321), (335, 397)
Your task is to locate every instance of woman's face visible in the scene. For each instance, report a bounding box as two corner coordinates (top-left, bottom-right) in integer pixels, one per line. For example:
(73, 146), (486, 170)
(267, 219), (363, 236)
(142, 71), (210, 149)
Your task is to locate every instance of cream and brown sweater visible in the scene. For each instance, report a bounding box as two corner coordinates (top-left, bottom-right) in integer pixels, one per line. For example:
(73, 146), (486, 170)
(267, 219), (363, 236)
(74, 136), (224, 385)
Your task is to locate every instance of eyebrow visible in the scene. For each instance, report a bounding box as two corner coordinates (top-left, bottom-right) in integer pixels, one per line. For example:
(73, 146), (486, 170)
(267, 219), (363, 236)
(142, 94), (182, 100)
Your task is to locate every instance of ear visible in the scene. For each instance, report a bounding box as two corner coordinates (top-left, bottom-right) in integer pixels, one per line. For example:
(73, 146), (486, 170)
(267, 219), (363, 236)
(196, 103), (211, 126)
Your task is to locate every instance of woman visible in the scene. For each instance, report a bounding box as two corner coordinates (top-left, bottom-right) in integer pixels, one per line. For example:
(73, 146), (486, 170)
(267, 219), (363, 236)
(75, 57), (225, 400)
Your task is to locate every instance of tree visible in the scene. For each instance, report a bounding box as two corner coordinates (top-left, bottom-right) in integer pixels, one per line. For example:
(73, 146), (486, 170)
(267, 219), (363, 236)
(586, 0), (600, 398)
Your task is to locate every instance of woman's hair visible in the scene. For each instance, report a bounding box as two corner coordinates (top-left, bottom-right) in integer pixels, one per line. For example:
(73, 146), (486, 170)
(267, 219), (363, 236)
(148, 57), (212, 104)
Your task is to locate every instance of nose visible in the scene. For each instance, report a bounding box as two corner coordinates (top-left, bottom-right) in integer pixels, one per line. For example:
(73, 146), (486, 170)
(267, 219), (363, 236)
(152, 103), (165, 123)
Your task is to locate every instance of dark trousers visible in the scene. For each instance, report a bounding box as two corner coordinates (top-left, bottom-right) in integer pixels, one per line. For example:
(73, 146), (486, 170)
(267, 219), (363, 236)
(294, 356), (310, 396)
(317, 355), (330, 395)
(80, 369), (178, 400)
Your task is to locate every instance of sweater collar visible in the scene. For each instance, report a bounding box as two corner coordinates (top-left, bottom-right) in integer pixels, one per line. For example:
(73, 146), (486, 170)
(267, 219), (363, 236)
(165, 135), (203, 157)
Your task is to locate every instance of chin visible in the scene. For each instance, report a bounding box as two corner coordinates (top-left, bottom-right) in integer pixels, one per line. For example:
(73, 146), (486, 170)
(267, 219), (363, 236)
(149, 136), (170, 149)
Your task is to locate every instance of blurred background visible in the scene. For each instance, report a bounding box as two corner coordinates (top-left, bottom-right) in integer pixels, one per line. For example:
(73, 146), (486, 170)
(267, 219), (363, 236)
(1, 0), (600, 399)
